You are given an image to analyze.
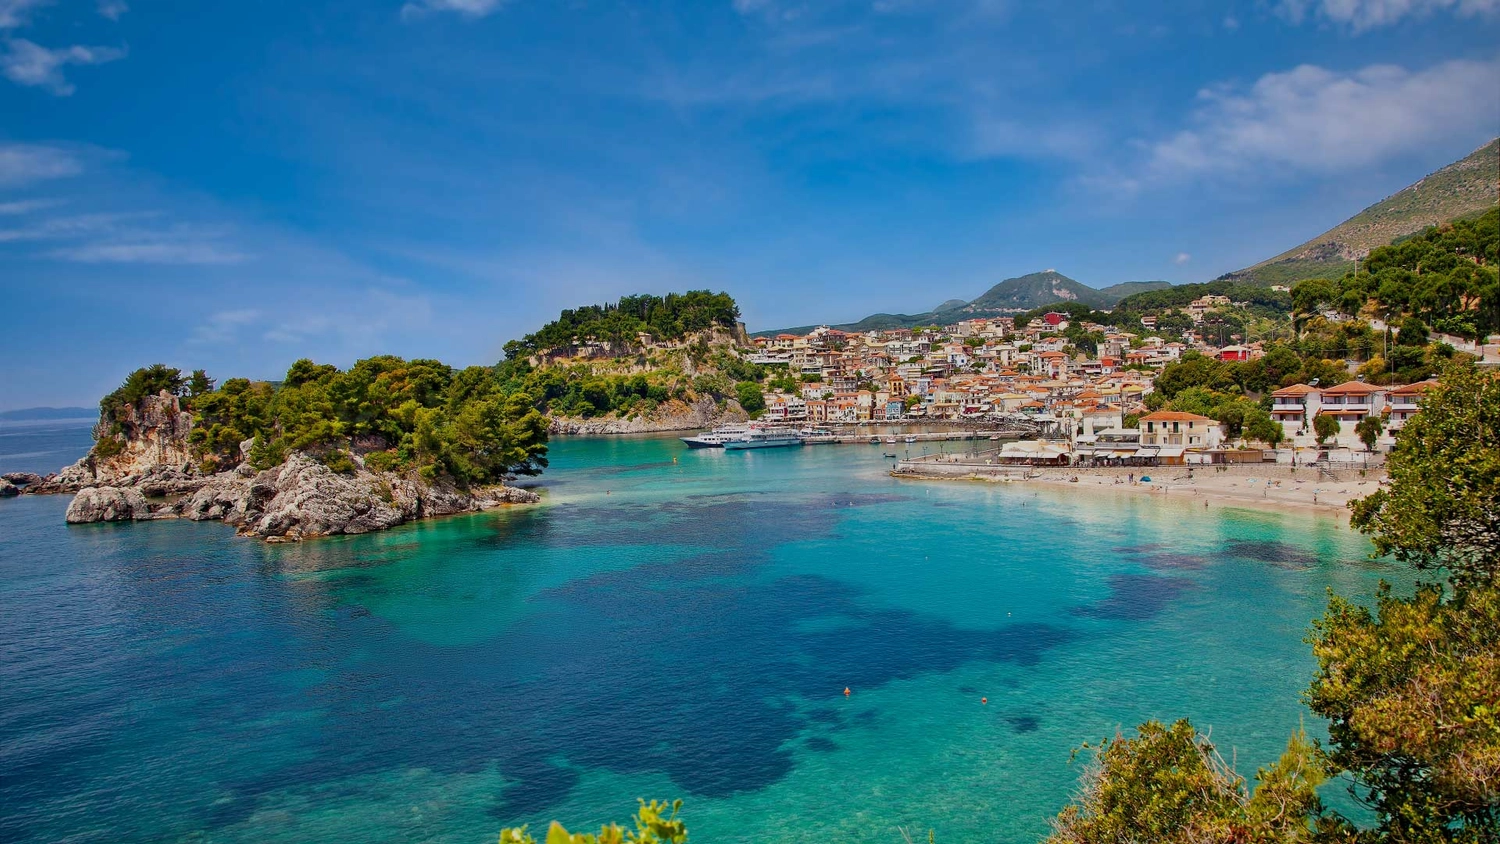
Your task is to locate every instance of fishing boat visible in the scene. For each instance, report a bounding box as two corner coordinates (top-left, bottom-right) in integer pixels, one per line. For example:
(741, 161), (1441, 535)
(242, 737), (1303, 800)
(904, 435), (918, 444)
(868, 436), (880, 445)
(724, 429), (804, 450)
(679, 424), (753, 448)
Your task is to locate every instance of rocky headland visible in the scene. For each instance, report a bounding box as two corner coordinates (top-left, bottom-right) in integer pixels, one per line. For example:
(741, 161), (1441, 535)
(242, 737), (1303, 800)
(548, 395), (747, 435)
(24, 391), (539, 542)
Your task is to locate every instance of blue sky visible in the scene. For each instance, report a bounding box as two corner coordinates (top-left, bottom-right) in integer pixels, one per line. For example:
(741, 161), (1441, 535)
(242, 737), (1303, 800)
(1, 0), (1497, 408)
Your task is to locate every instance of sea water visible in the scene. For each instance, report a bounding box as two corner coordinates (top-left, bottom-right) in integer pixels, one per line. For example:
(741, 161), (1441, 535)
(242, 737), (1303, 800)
(0, 425), (1407, 843)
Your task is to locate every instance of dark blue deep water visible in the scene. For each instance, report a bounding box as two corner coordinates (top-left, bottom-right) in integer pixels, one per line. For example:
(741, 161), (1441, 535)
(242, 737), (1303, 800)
(0, 425), (1405, 842)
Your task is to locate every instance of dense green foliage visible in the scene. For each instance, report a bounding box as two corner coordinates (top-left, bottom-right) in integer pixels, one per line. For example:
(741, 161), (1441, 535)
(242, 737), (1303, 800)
(505, 292), (740, 360)
(105, 358), (550, 485)
(1048, 720), (1326, 844)
(1294, 208), (1499, 341)
(1113, 280), (1294, 318)
(1350, 358), (1500, 585)
(499, 800), (687, 844)
(1307, 583), (1499, 841)
(1310, 355), (1500, 842)
(1313, 413), (1341, 445)
(98, 363), (188, 424)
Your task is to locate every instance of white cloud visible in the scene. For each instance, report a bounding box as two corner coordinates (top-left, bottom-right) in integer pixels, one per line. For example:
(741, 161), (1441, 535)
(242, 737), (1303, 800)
(2, 38), (126, 95)
(97, 0), (126, 21)
(50, 241), (248, 264)
(0, 211), (146, 241)
(0, 0), (49, 30)
(0, 143), (83, 185)
(0, 197), (61, 214)
(400, 0), (508, 20)
(1139, 58), (1500, 182)
(1279, 0), (1499, 30)
(1173, 252), (1191, 265)
(189, 308), (261, 345)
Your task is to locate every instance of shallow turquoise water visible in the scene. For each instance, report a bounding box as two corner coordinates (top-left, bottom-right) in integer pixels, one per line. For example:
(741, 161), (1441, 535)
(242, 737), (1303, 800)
(0, 430), (1406, 843)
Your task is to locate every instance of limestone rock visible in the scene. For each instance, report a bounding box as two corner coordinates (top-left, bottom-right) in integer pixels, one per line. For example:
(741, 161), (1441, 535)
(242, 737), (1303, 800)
(0, 478), (17, 497)
(2, 472), (44, 486)
(180, 474), (253, 523)
(45, 390), (206, 494)
(234, 453), (407, 540)
(549, 395), (747, 435)
(66, 487), (151, 523)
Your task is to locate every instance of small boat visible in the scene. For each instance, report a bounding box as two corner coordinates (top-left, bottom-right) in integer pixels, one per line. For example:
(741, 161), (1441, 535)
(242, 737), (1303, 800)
(799, 427), (839, 444)
(679, 424), (752, 448)
(904, 435), (918, 444)
(724, 429), (804, 450)
(868, 436), (880, 444)
(884, 437), (897, 444)
(883, 452), (898, 458)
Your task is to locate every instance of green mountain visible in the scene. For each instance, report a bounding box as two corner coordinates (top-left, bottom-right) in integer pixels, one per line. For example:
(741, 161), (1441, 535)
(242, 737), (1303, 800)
(1098, 280), (1173, 301)
(963, 270), (1113, 311)
(1221, 138), (1499, 287)
(754, 272), (1173, 336)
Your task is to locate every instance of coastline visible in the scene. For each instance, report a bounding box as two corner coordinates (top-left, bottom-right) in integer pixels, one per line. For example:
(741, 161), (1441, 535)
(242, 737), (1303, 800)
(893, 463), (1381, 516)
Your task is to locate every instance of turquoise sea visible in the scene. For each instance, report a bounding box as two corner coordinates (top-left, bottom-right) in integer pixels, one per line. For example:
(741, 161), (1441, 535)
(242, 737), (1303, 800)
(0, 423), (1407, 843)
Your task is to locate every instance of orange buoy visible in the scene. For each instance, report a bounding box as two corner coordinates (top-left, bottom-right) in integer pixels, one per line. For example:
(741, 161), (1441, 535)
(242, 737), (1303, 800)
(843, 687), (851, 697)
(981, 697), (988, 704)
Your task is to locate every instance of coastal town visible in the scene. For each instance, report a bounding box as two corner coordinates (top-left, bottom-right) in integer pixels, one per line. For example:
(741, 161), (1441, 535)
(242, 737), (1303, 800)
(729, 299), (1498, 473)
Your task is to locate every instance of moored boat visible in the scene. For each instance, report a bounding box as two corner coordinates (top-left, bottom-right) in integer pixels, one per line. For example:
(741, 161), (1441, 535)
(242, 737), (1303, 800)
(724, 429), (804, 450)
(680, 424), (753, 448)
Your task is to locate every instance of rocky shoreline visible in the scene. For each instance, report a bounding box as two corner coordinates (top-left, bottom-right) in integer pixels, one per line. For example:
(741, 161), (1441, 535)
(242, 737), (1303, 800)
(61, 453), (539, 541)
(10, 391), (539, 542)
(547, 395), (746, 435)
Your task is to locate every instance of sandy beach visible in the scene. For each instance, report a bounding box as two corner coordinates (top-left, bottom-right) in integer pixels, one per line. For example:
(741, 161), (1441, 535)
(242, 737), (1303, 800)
(895, 461), (1386, 516)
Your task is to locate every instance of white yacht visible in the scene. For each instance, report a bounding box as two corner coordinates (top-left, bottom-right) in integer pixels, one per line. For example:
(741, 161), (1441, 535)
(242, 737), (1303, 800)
(679, 424), (753, 448)
(723, 429), (804, 450)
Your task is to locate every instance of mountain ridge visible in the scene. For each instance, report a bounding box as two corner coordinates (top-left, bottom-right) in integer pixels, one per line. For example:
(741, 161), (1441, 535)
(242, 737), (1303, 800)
(1220, 138), (1498, 287)
(753, 272), (1171, 336)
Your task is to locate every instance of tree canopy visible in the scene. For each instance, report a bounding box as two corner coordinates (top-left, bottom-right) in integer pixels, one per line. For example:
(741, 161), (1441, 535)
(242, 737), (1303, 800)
(1048, 720), (1326, 844)
(1293, 208), (1499, 341)
(103, 356), (550, 486)
(505, 291), (740, 360)
(1350, 357), (1500, 585)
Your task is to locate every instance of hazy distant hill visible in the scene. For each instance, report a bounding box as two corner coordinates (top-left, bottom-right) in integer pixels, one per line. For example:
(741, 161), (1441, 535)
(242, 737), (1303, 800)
(754, 273), (1171, 336)
(1221, 138), (1498, 287)
(0, 407), (96, 421)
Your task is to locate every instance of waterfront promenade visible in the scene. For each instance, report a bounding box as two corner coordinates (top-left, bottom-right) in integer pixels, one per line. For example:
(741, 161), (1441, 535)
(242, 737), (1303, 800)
(892, 452), (1383, 513)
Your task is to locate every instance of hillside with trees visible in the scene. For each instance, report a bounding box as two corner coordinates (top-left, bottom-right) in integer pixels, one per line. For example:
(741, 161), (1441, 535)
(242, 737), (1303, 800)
(504, 291), (740, 361)
(1293, 207), (1498, 342)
